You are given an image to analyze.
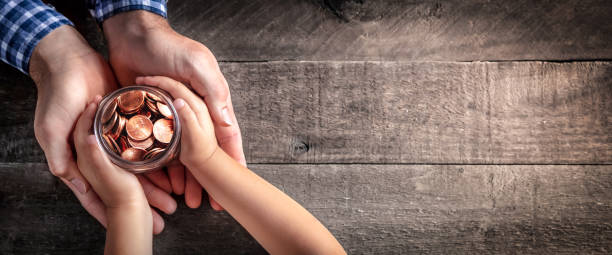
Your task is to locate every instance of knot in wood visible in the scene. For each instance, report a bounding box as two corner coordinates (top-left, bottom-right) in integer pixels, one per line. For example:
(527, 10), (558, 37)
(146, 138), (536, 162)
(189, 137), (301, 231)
(292, 141), (309, 154)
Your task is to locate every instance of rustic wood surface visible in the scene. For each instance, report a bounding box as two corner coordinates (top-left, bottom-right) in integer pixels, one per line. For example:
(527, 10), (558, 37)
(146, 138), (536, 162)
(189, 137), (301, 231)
(1, 61), (610, 164)
(0, 0), (611, 254)
(2, 163), (612, 254)
(166, 0), (612, 61)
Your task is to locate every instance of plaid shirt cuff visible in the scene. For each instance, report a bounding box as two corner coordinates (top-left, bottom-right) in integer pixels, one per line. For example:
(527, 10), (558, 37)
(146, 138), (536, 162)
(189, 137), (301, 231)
(0, 0), (73, 74)
(87, 0), (167, 23)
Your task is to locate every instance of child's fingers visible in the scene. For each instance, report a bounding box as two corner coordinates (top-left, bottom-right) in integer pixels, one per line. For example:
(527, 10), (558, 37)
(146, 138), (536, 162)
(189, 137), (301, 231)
(167, 160), (185, 195)
(173, 98), (203, 141)
(145, 170), (172, 194)
(185, 171), (202, 209)
(74, 102), (115, 175)
(73, 102), (97, 151)
(137, 175), (177, 215)
(135, 76), (210, 120)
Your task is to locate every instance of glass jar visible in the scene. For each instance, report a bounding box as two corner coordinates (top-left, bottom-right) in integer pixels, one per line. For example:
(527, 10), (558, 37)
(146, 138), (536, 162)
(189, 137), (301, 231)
(93, 85), (181, 173)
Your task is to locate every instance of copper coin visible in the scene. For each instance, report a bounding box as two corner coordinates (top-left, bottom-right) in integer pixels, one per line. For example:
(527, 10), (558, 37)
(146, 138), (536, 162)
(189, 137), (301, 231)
(102, 99), (117, 124)
(128, 136), (154, 150)
(103, 134), (121, 155)
(153, 119), (174, 143)
(137, 109), (152, 119)
(103, 111), (118, 134)
(126, 115), (153, 141)
(157, 102), (174, 119)
(121, 148), (147, 161)
(118, 90), (145, 114)
(110, 115), (126, 140)
(143, 148), (165, 160)
(146, 99), (159, 114)
(147, 92), (162, 102)
(119, 136), (130, 152)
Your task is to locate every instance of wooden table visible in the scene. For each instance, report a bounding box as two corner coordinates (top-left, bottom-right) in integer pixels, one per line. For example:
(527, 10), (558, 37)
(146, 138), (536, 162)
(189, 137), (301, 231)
(1, 0), (611, 254)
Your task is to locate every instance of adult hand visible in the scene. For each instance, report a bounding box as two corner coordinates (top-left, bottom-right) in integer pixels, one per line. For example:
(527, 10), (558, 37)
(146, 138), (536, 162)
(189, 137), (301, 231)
(103, 11), (246, 210)
(29, 25), (175, 234)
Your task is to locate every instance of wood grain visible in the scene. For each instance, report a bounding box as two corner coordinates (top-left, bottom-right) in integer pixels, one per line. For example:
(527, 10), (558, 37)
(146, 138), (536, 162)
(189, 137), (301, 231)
(166, 0), (612, 61)
(2, 163), (611, 254)
(1, 61), (610, 164)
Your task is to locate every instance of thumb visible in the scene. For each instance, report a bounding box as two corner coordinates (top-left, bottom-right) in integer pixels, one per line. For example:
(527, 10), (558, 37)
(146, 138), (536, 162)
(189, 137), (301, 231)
(43, 136), (90, 195)
(173, 98), (201, 143)
(189, 66), (233, 127)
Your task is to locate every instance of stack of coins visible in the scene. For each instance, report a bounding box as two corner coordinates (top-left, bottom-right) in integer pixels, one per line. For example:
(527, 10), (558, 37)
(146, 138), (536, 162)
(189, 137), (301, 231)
(101, 90), (175, 162)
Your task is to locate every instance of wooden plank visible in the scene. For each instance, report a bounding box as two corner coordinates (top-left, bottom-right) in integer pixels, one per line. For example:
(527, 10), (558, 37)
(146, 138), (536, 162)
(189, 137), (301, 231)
(1, 163), (611, 254)
(1, 61), (610, 164)
(165, 0), (612, 61)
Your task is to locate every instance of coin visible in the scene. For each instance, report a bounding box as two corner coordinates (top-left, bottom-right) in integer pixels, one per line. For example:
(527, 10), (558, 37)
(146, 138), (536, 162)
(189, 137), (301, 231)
(128, 136), (154, 150)
(121, 148), (147, 161)
(118, 90), (145, 114)
(100, 88), (177, 163)
(153, 118), (174, 143)
(147, 92), (162, 102)
(110, 115), (126, 140)
(103, 134), (121, 154)
(143, 148), (165, 160)
(157, 102), (174, 119)
(119, 136), (130, 152)
(103, 111), (118, 134)
(146, 99), (159, 114)
(137, 109), (152, 119)
(126, 115), (153, 141)
(102, 99), (117, 123)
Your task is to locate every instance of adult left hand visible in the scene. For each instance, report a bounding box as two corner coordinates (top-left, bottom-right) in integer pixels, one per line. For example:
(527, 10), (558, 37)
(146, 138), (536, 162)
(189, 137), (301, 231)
(102, 11), (246, 210)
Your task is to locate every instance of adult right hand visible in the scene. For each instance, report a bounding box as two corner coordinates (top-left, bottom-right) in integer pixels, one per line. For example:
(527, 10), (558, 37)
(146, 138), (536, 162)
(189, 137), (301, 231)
(29, 25), (175, 234)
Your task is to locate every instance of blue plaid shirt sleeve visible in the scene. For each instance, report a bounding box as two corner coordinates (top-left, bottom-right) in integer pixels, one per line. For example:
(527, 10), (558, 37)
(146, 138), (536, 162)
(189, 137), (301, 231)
(86, 0), (167, 23)
(0, 0), (73, 74)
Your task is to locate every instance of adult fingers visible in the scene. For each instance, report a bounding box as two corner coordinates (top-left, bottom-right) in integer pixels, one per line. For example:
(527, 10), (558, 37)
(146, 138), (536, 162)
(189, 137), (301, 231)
(209, 194), (223, 211)
(185, 170), (202, 209)
(151, 208), (165, 235)
(137, 175), (177, 215)
(60, 178), (107, 228)
(215, 96), (246, 167)
(145, 170), (172, 194)
(36, 115), (90, 195)
(187, 56), (233, 127)
(167, 160), (185, 195)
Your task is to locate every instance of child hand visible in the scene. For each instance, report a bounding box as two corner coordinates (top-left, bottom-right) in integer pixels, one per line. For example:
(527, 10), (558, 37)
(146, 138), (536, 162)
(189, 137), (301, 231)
(135, 76), (219, 169)
(73, 99), (149, 209)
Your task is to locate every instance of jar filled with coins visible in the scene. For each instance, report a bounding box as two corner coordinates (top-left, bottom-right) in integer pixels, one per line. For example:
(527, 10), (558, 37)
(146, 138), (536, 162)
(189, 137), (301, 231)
(93, 86), (181, 173)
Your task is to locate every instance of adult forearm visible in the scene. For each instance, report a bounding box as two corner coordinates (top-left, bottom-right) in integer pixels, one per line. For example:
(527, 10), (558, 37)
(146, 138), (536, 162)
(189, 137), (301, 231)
(29, 25), (96, 83)
(188, 150), (345, 255)
(102, 10), (172, 51)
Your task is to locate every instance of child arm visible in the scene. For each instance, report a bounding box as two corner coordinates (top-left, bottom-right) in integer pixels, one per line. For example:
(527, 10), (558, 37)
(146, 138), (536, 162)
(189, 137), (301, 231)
(74, 101), (153, 255)
(190, 148), (345, 255)
(137, 76), (346, 255)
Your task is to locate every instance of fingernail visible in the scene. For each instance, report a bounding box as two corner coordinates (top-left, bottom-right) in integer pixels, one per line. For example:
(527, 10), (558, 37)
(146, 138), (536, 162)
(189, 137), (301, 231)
(174, 98), (185, 109)
(94, 95), (102, 103)
(221, 107), (233, 126)
(71, 178), (87, 194)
